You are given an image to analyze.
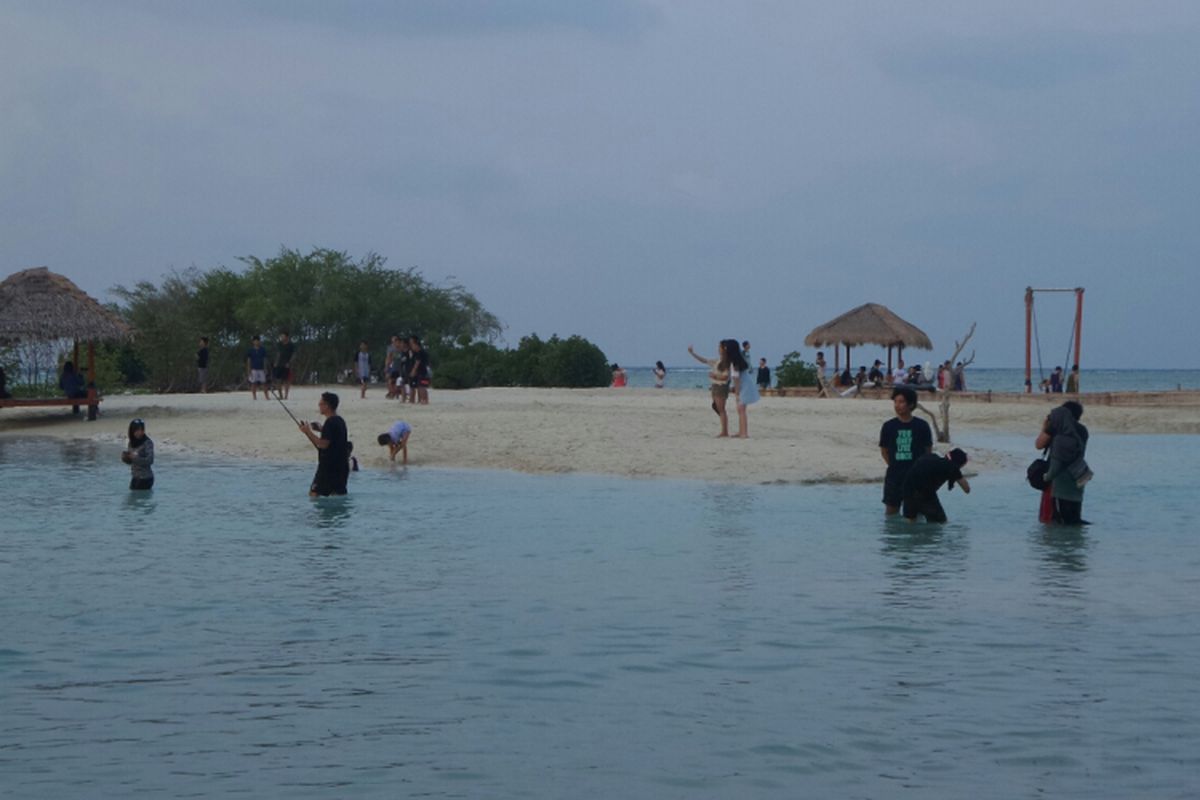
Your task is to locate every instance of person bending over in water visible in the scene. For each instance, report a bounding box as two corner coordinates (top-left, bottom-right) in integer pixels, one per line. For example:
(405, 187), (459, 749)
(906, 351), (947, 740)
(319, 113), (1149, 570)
(378, 420), (412, 465)
(121, 418), (155, 491)
(300, 391), (349, 497)
(900, 448), (971, 523)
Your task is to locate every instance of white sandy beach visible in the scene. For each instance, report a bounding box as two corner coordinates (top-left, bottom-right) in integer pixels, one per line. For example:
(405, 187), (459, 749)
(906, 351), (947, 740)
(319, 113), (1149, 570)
(2, 387), (1197, 484)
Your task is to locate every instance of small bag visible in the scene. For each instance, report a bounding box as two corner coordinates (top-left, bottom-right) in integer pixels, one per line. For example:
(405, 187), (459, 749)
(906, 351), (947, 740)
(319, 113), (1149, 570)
(1027, 457), (1049, 491)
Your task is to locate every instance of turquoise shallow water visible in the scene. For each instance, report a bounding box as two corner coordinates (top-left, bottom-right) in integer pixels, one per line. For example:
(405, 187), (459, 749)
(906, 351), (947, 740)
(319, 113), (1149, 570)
(2, 435), (1199, 798)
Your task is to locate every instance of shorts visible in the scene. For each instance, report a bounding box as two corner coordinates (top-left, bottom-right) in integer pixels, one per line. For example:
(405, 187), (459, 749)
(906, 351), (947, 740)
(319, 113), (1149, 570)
(130, 476), (155, 491)
(710, 384), (730, 401)
(902, 491), (946, 523)
(274, 366), (291, 381)
(310, 465), (349, 497)
(197, 367), (208, 384)
(249, 369), (267, 384)
(882, 472), (907, 508)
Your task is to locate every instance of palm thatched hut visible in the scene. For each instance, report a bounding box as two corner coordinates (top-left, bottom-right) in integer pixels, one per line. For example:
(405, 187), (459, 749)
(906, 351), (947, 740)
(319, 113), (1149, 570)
(804, 302), (932, 373)
(0, 267), (132, 419)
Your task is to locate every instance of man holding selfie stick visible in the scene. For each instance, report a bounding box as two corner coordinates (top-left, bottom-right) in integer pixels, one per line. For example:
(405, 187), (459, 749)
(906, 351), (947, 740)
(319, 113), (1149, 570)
(299, 391), (349, 497)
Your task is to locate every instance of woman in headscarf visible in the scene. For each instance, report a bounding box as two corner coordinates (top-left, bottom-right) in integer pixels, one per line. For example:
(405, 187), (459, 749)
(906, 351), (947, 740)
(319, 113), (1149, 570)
(1035, 400), (1092, 524)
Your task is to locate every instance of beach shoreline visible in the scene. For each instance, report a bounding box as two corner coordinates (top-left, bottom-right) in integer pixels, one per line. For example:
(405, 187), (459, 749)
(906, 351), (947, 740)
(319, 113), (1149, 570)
(2, 386), (1196, 485)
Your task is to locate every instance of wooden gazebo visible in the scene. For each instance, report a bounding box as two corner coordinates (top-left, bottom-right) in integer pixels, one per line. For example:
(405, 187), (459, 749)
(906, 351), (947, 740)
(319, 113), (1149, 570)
(804, 302), (932, 374)
(0, 267), (132, 420)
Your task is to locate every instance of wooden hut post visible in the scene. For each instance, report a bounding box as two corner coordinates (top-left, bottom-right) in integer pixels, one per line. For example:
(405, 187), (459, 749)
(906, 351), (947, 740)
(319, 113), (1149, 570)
(86, 340), (98, 420)
(1025, 287), (1033, 393)
(1073, 287), (1084, 370)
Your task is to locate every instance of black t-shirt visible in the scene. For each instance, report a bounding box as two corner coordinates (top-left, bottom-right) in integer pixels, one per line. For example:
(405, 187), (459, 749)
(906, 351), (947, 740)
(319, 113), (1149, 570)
(411, 349), (430, 377)
(317, 415), (349, 469)
(197, 347), (209, 368)
(757, 366), (770, 385)
(902, 453), (963, 495)
(276, 341), (295, 369)
(879, 416), (932, 479)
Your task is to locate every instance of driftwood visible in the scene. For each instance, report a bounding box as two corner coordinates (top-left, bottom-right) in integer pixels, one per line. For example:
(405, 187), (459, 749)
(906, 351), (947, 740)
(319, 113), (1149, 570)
(918, 322), (976, 443)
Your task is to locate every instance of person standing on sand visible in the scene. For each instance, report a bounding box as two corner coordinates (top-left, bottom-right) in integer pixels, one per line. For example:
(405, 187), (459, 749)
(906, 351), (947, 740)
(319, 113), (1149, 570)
(1066, 364), (1080, 393)
(300, 391), (349, 497)
(756, 358), (770, 391)
(879, 386), (933, 516)
(354, 340), (372, 399)
(246, 336), (270, 400)
(197, 337), (209, 393)
(121, 418), (155, 491)
(688, 342), (733, 437)
(385, 335), (404, 399)
(732, 339), (756, 438)
(409, 335), (431, 405)
(654, 361), (666, 388)
(274, 332), (295, 399)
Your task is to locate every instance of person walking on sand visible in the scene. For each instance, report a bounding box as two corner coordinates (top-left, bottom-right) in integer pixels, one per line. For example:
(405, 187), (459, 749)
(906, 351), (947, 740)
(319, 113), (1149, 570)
(815, 351), (830, 397)
(688, 342), (734, 437)
(300, 391), (349, 497)
(732, 339), (756, 437)
(246, 336), (270, 400)
(654, 361), (666, 388)
(611, 364), (627, 387)
(377, 420), (412, 465)
(879, 386), (933, 516)
(1066, 364), (1080, 393)
(121, 418), (155, 491)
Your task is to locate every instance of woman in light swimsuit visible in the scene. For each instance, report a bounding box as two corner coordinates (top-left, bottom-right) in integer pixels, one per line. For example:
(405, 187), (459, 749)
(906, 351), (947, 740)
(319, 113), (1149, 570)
(687, 341), (734, 437)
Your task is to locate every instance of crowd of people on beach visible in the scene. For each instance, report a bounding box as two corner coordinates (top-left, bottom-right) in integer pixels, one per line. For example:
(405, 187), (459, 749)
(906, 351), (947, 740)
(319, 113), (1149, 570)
(116, 334), (1093, 527)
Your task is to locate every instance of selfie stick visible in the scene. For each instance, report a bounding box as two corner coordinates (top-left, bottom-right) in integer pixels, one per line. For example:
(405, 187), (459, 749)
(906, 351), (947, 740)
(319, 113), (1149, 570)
(268, 386), (302, 426)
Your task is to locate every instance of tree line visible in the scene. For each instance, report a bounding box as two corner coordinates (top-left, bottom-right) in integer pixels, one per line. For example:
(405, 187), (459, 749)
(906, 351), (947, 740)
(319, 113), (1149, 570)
(96, 247), (610, 392)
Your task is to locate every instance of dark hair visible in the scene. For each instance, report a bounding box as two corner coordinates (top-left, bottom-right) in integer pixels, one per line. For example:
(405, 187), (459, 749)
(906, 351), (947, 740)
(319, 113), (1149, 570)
(892, 386), (917, 409)
(410, 335), (422, 348)
(611, 363), (620, 370)
(127, 418), (146, 449)
(200, 336), (209, 344)
(656, 361), (665, 371)
(1062, 400), (1083, 420)
(62, 361), (75, 373)
(321, 391), (340, 411)
(948, 448), (968, 467)
(722, 339), (748, 373)
(377, 433), (392, 446)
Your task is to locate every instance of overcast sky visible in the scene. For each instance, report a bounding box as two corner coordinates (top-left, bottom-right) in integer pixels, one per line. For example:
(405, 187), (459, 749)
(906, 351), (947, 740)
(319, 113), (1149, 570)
(3, 1), (1197, 368)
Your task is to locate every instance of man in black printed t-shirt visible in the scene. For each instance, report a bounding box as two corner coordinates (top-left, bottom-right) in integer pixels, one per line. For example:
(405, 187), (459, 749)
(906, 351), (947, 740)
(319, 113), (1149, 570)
(878, 386), (933, 516)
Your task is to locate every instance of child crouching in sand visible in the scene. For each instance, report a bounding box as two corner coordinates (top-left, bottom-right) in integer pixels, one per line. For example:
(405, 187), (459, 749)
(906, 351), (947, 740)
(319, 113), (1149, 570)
(378, 420), (412, 465)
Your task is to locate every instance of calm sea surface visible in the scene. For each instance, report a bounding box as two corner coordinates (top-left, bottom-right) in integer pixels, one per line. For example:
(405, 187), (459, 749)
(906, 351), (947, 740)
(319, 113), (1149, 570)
(2, 433), (1198, 798)
(624, 366), (1200, 393)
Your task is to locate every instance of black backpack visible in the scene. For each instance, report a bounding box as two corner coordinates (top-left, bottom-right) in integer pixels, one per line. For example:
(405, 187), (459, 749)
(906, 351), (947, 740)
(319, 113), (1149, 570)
(1027, 457), (1049, 491)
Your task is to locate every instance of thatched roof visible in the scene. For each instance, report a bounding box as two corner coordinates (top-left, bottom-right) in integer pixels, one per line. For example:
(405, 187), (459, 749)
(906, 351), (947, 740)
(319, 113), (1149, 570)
(0, 267), (132, 342)
(804, 302), (932, 350)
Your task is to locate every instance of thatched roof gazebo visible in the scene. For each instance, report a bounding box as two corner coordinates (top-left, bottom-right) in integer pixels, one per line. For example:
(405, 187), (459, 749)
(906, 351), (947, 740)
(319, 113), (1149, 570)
(0, 267), (132, 419)
(804, 302), (932, 374)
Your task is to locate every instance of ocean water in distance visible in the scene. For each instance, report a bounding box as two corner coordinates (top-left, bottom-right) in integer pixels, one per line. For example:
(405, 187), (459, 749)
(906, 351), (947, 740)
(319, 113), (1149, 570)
(622, 366), (1200, 393)
(2, 434), (1199, 798)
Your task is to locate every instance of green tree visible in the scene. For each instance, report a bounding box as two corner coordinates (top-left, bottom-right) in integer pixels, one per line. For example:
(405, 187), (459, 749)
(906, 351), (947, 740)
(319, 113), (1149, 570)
(775, 351), (817, 387)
